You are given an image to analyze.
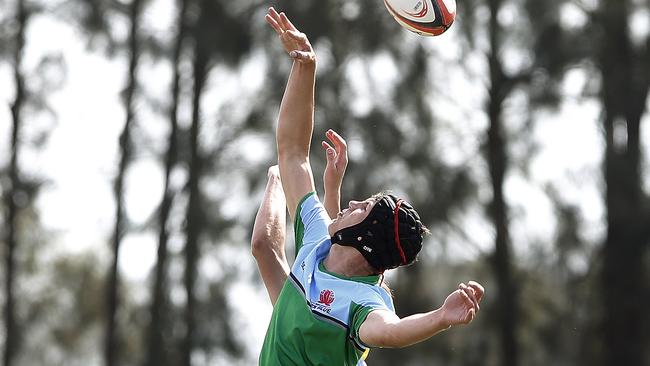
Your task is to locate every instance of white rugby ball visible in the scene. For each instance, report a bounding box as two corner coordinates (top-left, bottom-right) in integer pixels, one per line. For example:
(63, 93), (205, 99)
(383, 0), (456, 36)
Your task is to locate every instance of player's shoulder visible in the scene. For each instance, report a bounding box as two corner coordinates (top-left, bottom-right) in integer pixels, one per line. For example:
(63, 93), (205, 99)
(334, 278), (392, 307)
(353, 282), (395, 312)
(296, 192), (330, 234)
(297, 191), (319, 211)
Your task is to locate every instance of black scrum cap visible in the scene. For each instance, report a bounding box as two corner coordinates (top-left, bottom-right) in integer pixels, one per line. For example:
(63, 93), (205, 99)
(331, 194), (424, 273)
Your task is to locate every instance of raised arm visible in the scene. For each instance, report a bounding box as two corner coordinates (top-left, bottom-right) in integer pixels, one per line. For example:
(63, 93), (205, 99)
(251, 166), (290, 305)
(251, 128), (346, 305)
(359, 282), (484, 348)
(266, 8), (317, 219)
(322, 129), (348, 219)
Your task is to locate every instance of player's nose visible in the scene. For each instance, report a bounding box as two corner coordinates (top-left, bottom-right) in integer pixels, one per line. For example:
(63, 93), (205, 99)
(348, 200), (362, 209)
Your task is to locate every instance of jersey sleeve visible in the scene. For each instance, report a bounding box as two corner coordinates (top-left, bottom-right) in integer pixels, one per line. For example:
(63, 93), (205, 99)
(293, 192), (331, 257)
(349, 288), (395, 349)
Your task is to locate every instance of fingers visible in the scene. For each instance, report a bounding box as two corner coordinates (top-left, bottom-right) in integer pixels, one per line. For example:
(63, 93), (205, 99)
(321, 141), (336, 161)
(284, 30), (311, 56)
(457, 288), (473, 308)
(285, 30), (307, 42)
(279, 11), (298, 31)
(267, 8), (298, 34)
(321, 140), (334, 150)
(266, 8), (315, 63)
(265, 8), (282, 34)
(326, 129), (347, 154)
(465, 308), (475, 324)
(456, 289), (476, 325)
(326, 130), (348, 170)
(289, 50), (315, 63)
(265, 15), (281, 34)
(468, 281), (484, 302)
(459, 283), (480, 312)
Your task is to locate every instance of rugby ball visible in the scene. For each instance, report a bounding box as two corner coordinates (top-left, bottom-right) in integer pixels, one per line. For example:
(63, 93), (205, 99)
(383, 0), (456, 36)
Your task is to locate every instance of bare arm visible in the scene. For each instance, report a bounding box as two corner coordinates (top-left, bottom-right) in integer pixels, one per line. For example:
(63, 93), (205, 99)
(251, 166), (290, 305)
(251, 128), (346, 305)
(252, 128), (347, 304)
(322, 129), (348, 219)
(360, 282), (484, 348)
(266, 8), (317, 219)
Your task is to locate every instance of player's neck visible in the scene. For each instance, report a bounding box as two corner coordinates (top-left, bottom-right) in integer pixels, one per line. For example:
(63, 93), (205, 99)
(324, 244), (374, 277)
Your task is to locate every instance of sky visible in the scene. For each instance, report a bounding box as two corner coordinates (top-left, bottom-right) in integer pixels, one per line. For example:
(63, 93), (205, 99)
(1, 0), (650, 364)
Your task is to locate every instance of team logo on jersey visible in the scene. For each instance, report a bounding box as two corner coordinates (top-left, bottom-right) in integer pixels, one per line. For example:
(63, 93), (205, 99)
(319, 289), (335, 306)
(311, 289), (335, 314)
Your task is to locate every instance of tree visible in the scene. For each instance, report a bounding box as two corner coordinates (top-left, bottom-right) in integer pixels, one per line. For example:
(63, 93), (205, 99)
(2, 1), (64, 364)
(143, 1), (190, 365)
(530, 0), (650, 363)
(105, 0), (145, 365)
(181, 25), (206, 366)
(180, 0), (252, 364)
(483, 1), (519, 364)
(3, 1), (28, 365)
(596, 0), (650, 364)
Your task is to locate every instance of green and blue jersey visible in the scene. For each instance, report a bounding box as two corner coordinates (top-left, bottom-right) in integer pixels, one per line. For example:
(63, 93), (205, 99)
(259, 192), (395, 365)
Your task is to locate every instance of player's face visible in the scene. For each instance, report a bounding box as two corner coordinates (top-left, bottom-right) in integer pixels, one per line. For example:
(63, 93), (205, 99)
(328, 197), (378, 237)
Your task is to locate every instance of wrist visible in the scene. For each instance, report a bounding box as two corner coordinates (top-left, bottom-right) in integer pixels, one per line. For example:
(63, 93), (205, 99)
(324, 190), (341, 200)
(324, 177), (343, 190)
(436, 307), (453, 329)
(324, 185), (341, 193)
(294, 59), (316, 70)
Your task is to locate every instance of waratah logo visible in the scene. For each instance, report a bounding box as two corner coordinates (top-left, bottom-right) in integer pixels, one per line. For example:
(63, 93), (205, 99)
(319, 289), (335, 306)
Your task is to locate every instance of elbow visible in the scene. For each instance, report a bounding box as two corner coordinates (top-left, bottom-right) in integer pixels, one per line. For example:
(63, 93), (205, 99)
(250, 231), (270, 259)
(251, 225), (285, 260)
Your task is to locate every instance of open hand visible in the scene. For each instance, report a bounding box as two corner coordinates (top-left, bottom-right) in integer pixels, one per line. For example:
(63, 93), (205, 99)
(265, 7), (315, 64)
(441, 281), (484, 326)
(322, 129), (348, 191)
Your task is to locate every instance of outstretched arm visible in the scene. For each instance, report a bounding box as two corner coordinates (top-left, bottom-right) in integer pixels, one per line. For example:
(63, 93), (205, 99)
(359, 282), (484, 348)
(251, 166), (290, 305)
(251, 129), (347, 305)
(266, 7), (317, 219)
(322, 129), (348, 219)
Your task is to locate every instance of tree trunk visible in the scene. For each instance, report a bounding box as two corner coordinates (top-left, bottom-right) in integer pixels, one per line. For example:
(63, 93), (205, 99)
(144, 0), (189, 365)
(105, 1), (142, 365)
(487, 0), (518, 365)
(181, 12), (209, 366)
(3, 1), (27, 365)
(599, 1), (650, 365)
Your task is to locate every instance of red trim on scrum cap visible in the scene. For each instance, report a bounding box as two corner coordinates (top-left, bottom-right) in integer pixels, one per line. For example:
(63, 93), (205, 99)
(393, 199), (407, 265)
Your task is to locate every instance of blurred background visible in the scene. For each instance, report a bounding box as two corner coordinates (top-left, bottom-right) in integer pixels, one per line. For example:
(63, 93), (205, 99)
(1, 0), (649, 365)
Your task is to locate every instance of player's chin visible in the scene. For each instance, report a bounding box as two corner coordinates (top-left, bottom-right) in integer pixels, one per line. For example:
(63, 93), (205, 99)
(328, 217), (339, 230)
